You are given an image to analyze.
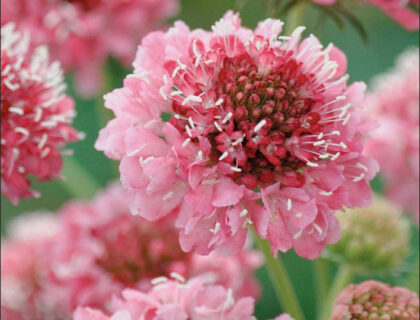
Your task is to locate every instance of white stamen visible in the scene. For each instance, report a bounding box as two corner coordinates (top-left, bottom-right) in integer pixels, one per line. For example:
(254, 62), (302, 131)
(140, 156), (154, 166)
(163, 191), (174, 201)
(214, 121), (223, 132)
(37, 133), (48, 149)
(254, 119), (267, 133)
(352, 173), (365, 182)
(319, 154), (330, 160)
(219, 151), (229, 161)
(188, 117), (195, 129)
(170, 90), (183, 97)
(240, 209), (248, 217)
(231, 166), (241, 172)
(15, 127), (29, 136)
(222, 112), (233, 124)
(215, 98), (224, 106)
(197, 150), (203, 160)
(40, 147), (50, 158)
(339, 142), (347, 149)
(313, 140), (325, 146)
(319, 190), (333, 196)
(185, 125), (192, 137)
(287, 198), (292, 211)
(182, 138), (191, 148)
(313, 223), (323, 235)
(151, 277), (168, 285)
(331, 152), (341, 161)
(170, 272), (186, 283)
(293, 229), (303, 240)
(210, 222), (221, 234)
(182, 95), (203, 106)
(9, 107), (24, 115)
(296, 212), (303, 218)
(306, 161), (319, 167)
(356, 162), (368, 172)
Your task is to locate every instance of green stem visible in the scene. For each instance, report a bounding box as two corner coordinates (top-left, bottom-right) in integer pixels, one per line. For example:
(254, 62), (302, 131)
(252, 229), (306, 320)
(313, 258), (329, 316)
(319, 264), (354, 320)
(285, 0), (307, 35)
(60, 157), (99, 200)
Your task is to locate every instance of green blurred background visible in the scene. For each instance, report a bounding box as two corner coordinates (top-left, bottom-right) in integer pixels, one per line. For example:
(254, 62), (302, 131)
(1, 1), (419, 319)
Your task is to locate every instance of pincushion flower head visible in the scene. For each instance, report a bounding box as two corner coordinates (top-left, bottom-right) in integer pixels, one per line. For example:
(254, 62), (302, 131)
(96, 12), (378, 259)
(330, 280), (419, 320)
(364, 48), (419, 224)
(328, 197), (410, 271)
(73, 275), (257, 320)
(1, 212), (61, 320)
(42, 183), (261, 317)
(1, 23), (79, 204)
(1, 0), (179, 97)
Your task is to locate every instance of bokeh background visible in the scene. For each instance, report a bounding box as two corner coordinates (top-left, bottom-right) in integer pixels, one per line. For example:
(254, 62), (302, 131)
(2, 1), (419, 319)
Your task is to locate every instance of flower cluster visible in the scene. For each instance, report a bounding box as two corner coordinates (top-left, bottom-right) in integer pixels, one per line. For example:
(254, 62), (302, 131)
(311, 0), (419, 30)
(96, 12), (378, 259)
(1, 23), (79, 204)
(331, 280), (419, 320)
(1, 0), (179, 96)
(1, 183), (261, 320)
(364, 47), (419, 224)
(328, 197), (410, 271)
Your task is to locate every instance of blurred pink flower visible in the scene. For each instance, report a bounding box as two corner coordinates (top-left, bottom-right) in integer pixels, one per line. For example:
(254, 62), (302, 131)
(274, 315), (295, 320)
(73, 275), (257, 320)
(34, 183), (260, 318)
(1, 23), (79, 204)
(311, 0), (419, 30)
(96, 12), (378, 259)
(331, 280), (419, 320)
(1, 0), (179, 97)
(364, 48), (419, 224)
(1, 213), (62, 320)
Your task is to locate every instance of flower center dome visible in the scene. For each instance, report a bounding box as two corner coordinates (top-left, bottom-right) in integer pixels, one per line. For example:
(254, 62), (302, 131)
(169, 49), (322, 189)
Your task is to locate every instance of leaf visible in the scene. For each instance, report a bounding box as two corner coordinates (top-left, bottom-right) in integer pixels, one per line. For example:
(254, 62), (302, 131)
(333, 4), (369, 47)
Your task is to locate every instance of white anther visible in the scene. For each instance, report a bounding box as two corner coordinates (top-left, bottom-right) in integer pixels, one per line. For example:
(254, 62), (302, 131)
(313, 223), (323, 235)
(9, 107), (24, 115)
(352, 173), (365, 182)
(296, 212), (303, 218)
(151, 277), (168, 285)
(159, 87), (168, 100)
(219, 151), (229, 161)
(214, 121), (223, 132)
(163, 191), (174, 201)
(15, 127), (29, 136)
(140, 156), (154, 166)
(319, 154), (330, 160)
(197, 150), (203, 160)
(339, 142), (347, 149)
(185, 125), (192, 137)
(40, 147), (50, 158)
(254, 119), (267, 133)
(37, 133), (48, 149)
(188, 117), (195, 129)
(313, 140), (325, 146)
(319, 190), (333, 196)
(215, 98), (224, 106)
(331, 152), (341, 161)
(230, 166), (242, 172)
(317, 132), (324, 139)
(210, 222), (221, 234)
(240, 209), (248, 217)
(170, 272), (186, 283)
(287, 198), (292, 211)
(293, 229), (303, 240)
(182, 95), (203, 106)
(182, 138), (191, 148)
(356, 162), (368, 172)
(222, 112), (233, 124)
(306, 161), (319, 167)
(170, 90), (183, 97)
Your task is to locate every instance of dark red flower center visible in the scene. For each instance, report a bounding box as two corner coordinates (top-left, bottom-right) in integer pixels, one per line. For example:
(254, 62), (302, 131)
(170, 52), (322, 188)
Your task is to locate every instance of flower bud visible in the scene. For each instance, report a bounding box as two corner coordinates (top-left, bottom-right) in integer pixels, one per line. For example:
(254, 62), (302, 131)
(328, 197), (410, 271)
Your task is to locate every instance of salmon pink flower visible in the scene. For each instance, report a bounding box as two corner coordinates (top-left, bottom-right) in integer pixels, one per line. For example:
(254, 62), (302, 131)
(1, 0), (179, 97)
(331, 280), (419, 320)
(364, 48), (419, 224)
(73, 275), (257, 320)
(96, 12), (378, 259)
(1, 23), (79, 204)
(41, 183), (261, 317)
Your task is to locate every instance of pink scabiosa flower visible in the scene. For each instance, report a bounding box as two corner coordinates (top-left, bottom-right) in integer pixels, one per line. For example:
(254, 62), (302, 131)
(330, 280), (419, 320)
(1, 23), (79, 204)
(1, 0), (179, 97)
(43, 183), (261, 317)
(96, 12), (378, 259)
(309, 0), (419, 30)
(364, 48), (419, 224)
(274, 315), (295, 320)
(73, 275), (256, 320)
(1, 213), (61, 320)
